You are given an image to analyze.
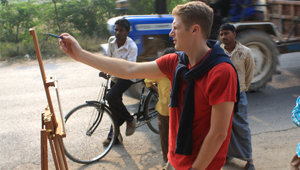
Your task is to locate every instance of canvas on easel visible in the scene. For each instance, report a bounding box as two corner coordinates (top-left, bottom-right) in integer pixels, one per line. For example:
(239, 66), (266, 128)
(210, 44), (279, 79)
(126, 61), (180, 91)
(29, 28), (68, 170)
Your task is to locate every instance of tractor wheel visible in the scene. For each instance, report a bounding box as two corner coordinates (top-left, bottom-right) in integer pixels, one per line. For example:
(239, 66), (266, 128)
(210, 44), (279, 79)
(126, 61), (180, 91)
(236, 29), (279, 91)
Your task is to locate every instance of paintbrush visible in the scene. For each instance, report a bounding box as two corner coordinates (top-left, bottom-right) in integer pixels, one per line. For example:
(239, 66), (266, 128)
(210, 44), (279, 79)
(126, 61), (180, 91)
(48, 33), (63, 39)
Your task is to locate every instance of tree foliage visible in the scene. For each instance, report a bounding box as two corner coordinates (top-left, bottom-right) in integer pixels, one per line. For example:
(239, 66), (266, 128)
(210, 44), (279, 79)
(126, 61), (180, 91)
(0, 0), (188, 59)
(0, 1), (38, 43)
(57, 0), (116, 37)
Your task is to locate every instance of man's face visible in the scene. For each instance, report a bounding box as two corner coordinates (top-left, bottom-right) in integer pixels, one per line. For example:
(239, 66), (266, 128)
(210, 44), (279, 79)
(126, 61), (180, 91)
(169, 16), (191, 51)
(219, 29), (236, 45)
(114, 24), (129, 41)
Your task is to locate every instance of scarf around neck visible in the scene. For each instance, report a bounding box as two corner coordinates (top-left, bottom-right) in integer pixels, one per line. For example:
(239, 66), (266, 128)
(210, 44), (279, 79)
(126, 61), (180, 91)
(170, 40), (240, 155)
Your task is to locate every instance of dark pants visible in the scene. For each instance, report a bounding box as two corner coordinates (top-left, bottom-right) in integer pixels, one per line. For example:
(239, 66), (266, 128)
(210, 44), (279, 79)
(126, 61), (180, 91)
(106, 79), (133, 139)
(158, 114), (169, 163)
(227, 91), (253, 161)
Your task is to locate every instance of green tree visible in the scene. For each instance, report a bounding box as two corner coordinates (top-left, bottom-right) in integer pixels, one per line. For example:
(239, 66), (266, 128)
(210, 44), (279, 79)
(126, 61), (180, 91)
(127, 0), (156, 15)
(0, 2), (38, 43)
(52, 0), (61, 33)
(1, 0), (8, 5)
(58, 0), (115, 38)
(166, 0), (189, 12)
(127, 0), (188, 15)
(36, 2), (60, 34)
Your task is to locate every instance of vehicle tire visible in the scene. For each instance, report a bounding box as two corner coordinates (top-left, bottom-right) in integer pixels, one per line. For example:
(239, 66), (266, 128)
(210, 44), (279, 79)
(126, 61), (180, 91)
(236, 29), (279, 91)
(143, 90), (159, 134)
(62, 103), (117, 164)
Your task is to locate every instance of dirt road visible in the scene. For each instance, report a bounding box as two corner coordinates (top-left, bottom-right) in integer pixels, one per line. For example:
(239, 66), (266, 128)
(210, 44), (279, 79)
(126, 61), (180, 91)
(1, 52), (300, 170)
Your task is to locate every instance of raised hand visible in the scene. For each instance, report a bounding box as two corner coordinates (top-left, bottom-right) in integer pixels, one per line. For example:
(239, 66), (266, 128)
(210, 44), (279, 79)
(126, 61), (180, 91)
(59, 33), (83, 60)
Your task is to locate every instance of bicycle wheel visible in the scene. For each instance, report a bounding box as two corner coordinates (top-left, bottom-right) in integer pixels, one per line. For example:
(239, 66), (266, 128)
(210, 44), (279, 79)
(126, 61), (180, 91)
(62, 103), (117, 164)
(143, 90), (159, 134)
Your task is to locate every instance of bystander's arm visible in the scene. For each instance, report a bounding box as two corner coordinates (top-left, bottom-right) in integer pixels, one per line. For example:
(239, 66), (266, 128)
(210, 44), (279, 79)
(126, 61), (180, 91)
(59, 33), (164, 79)
(245, 49), (255, 90)
(191, 101), (234, 170)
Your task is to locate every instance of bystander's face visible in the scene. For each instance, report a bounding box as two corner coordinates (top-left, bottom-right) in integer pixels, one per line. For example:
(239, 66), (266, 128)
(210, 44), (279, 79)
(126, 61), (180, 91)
(219, 29), (236, 46)
(169, 16), (191, 51)
(114, 24), (129, 42)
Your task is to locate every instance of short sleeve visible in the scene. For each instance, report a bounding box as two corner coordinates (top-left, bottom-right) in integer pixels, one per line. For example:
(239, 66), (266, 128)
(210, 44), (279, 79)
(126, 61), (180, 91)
(207, 63), (237, 106)
(155, 53), (178, 81)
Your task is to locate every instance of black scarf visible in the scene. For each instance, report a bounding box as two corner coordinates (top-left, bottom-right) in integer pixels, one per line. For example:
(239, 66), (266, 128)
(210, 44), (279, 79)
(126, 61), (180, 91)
(170, 40), (240, 155)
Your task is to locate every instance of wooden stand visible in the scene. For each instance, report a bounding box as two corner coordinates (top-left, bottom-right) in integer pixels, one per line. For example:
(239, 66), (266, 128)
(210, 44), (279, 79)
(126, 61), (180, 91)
(29, 28), (68, 170)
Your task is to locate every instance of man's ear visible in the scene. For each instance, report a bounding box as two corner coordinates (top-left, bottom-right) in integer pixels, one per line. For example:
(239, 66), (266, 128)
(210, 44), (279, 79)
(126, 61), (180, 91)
(191, 24), (200, 34)
(233, 32), (236, 37)
(126, 31), (130, 36)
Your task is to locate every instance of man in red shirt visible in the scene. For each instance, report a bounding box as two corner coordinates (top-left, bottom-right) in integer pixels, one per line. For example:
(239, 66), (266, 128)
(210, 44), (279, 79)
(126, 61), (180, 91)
(59, 1), (238, 169)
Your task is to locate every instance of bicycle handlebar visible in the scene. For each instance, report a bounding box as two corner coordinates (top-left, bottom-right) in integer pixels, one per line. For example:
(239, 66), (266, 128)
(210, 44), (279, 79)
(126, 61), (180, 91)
(99, 72), (111, 79)
(133, 79), (145, 84)
(98, 72), (145, 85)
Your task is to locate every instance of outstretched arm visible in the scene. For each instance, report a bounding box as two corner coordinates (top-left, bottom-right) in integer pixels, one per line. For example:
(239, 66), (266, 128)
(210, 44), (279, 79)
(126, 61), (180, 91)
(59, 33), (165, 79)
(245, 49), (255, 91)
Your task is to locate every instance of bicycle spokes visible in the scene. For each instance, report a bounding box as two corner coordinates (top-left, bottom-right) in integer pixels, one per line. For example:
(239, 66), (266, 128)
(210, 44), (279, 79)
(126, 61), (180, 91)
(86, 106), (104, 136)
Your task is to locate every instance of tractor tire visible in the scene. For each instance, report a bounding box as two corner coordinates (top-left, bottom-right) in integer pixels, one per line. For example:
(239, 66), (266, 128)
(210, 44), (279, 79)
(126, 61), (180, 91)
(236, 29), (279, 91)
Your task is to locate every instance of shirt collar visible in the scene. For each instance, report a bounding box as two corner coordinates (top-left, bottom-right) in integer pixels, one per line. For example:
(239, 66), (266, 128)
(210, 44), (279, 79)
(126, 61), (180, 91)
(110, 36), (129, 50)
(221, 41), (246, 56)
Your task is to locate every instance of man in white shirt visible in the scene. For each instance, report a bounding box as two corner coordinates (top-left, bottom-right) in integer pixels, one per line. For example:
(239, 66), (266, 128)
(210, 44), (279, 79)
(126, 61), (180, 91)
(101, 18), (138, 146)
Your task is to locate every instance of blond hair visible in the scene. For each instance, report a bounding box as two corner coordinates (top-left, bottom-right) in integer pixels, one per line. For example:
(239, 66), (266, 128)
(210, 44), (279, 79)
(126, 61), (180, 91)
(172, 1), (213, 39)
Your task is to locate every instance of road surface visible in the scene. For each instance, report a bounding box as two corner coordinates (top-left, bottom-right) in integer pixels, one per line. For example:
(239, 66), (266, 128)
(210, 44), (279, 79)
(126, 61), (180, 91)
(1, 52), (300, 170)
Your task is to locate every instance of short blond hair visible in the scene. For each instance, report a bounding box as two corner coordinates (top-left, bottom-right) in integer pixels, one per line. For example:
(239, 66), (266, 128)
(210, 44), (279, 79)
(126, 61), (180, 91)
(172, 1), (213, 39)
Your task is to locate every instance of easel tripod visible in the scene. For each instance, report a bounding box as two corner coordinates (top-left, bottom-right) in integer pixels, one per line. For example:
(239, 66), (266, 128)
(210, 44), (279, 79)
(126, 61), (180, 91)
(29, 28), (69, 170)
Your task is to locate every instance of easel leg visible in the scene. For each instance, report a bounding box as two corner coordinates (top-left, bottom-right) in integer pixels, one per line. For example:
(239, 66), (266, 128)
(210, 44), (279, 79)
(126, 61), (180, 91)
(42, 133), (69, 170)
(58, 138), (69, 170)
(53, 137), (68, 170)
(48, 134), (60, 170)
(41, 130), (48, 170)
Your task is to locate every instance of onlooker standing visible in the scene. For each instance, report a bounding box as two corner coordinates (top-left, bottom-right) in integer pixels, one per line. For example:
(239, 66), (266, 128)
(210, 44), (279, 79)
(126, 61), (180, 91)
(144, 47), (175, 164)
(219, 23), (255, 170)
(290, 96), (300, 170)
(100, 18), (138, 147)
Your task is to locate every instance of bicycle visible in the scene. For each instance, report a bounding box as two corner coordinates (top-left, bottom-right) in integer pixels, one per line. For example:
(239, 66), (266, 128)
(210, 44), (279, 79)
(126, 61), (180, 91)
(62, 72), (159, 164)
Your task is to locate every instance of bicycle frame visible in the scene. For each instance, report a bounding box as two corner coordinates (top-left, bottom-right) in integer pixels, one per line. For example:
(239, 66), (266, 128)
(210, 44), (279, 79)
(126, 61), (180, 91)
(126, 79), (157, 123)
(92, 75), (158, 131)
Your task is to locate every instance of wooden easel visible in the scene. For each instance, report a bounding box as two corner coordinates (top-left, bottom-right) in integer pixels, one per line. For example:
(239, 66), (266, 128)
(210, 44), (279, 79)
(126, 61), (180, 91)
(29, 28), (69, 170)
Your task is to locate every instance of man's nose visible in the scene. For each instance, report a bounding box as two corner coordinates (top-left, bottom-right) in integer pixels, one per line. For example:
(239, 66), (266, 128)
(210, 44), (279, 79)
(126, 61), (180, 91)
(169, 30), (174, 37)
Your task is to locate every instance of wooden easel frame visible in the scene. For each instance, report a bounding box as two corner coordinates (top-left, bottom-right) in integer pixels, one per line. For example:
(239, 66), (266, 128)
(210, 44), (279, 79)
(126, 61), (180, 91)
(29, 28), (69, 170)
